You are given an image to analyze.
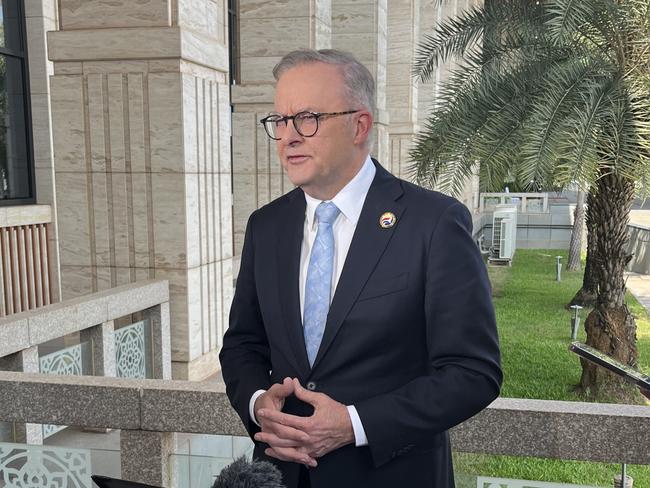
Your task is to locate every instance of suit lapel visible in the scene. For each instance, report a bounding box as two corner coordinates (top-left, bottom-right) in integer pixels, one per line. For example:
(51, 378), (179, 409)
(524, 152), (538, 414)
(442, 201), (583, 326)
(311, 162), (405, 372)
(276, 189), (311, 375)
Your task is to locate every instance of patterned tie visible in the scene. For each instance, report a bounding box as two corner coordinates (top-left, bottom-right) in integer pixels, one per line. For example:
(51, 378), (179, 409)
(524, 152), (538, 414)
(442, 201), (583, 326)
(303, 201), (340, 366)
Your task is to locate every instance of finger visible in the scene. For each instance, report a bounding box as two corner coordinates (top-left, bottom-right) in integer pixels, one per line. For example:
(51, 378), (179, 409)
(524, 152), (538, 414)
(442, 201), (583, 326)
(265, 447), (317, 468)
(269, 377), (295, 398)
(292, 378), (322, 405)
(259, 418), (310, 442)
(254, 431), (306, 448)
(258, 409), (310, 431)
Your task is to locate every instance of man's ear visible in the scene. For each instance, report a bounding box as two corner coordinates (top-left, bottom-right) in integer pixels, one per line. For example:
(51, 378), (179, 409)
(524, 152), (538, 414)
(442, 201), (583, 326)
(353, 111), (373, 146)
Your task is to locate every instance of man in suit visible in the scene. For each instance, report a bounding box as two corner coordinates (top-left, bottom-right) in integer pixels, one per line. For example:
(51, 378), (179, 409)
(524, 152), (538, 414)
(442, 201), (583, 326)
(219, 49), (502, 488)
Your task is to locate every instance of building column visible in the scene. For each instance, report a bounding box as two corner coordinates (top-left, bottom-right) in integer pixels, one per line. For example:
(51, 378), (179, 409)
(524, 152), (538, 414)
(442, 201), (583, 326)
(48, 0), (233, 380)
(232, 0), (332, 255)
(386, 0), (420, 178)
(0, 346), (44, 444)
(331, 0), (389, 166)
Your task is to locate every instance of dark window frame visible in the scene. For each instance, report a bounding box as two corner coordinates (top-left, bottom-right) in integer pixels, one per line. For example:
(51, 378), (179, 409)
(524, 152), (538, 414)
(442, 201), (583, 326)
(0, 0), (36, 206)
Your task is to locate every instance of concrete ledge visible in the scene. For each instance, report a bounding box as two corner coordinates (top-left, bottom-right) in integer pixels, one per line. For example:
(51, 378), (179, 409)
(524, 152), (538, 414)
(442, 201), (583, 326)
(452, 398), (650, 464)
(0, 371), (142, 429)
(141, 380), (246, 436)
(0, 280), (169, 352)
(1, 372), (648, 465)
(0, 205), (52, 228)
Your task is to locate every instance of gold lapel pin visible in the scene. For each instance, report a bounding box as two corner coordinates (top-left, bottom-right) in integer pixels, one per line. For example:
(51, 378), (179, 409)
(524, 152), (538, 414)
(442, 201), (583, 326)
(379, 212), (397, 229)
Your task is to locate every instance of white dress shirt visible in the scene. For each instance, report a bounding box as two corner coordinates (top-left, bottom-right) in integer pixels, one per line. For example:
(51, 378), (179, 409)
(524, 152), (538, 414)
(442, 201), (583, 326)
(249, 155), (376, 447)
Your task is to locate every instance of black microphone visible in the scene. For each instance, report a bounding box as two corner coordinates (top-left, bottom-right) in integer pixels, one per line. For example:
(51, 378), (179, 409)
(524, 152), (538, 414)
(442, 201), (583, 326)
(211, 456), (285, 488)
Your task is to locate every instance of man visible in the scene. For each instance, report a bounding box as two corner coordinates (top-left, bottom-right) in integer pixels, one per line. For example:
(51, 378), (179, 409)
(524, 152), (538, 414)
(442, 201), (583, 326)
(220, 49), (502, 488)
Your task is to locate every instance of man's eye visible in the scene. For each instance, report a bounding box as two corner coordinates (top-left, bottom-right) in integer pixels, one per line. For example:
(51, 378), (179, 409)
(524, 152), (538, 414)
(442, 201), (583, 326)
(296, 113), (317, 122)
(269, 117), (284, 126)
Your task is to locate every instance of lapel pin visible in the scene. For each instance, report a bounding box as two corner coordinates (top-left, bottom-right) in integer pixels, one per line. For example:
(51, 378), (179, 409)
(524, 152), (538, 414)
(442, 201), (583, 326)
(379, 212), (397, 229)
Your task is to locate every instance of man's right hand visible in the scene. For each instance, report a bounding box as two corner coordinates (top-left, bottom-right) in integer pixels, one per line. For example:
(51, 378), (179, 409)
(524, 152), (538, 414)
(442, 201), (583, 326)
(254, 377), (317, 467)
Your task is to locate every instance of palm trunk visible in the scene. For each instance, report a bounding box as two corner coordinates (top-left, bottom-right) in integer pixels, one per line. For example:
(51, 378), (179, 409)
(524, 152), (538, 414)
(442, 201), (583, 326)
(568, 188), (598, 307)
(579, 172), (637, 399)
(567, 190), (585, 271)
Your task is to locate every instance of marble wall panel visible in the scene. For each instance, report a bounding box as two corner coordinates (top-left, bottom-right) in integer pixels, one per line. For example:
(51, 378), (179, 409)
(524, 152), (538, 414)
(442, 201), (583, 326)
(217, 83), (232, 173)
(111, 172), (131, 269)
(90, 171), (111, 268)
(186, 265), (203, 359)
(240, 18), (311, 58)
(59, 265), (94, 299)
(87, 74), (107, 172)
(239, 56), (282, 84)
(127, 74), (147, 174)
(180, 29), (229, 72)
(232, 113), (258, 174)
(51, 76), (85, 173)
(151, 173), (188, 268)
(131, 172), (153, 269)
(184, 174), (201, 270)
(30, 93), (53, 164)
(56, 172), (91, 268)
(148, 72), (184, 173)
(59, 0), (171, 29)
(25, 17), (49, 96)
(239, 0), (313, 19)
(107, 74), (127, 173)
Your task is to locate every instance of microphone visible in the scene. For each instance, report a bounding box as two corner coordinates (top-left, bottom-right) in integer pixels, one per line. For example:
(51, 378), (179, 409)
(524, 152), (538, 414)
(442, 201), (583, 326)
(211, 456), (285, 488)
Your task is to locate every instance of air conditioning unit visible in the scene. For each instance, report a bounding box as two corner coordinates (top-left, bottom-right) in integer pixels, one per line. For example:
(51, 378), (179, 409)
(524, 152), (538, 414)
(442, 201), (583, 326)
(490, 204), (517, 263)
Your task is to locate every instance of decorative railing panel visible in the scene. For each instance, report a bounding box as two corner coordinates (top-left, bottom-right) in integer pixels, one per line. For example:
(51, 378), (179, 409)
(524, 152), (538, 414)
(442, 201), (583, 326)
(0, 442), (92, 488)
(39, 343), (89, 438)
(115, 320), (150, 379)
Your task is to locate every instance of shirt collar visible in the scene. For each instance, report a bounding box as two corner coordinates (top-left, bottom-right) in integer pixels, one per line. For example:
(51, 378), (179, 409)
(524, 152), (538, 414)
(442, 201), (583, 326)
(305, 155), (376, 229)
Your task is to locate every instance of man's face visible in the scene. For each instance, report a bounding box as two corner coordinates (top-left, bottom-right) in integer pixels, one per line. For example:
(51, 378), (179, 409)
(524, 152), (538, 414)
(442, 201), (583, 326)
(273, 62), (366, 200)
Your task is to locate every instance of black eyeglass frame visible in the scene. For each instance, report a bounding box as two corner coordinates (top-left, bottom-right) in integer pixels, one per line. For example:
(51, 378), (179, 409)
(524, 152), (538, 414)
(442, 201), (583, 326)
(259, 110), (359, 140)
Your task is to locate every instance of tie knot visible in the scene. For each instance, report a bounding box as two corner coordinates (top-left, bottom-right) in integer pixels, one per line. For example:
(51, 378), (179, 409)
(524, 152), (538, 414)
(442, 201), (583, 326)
(315, 201), (340, 225)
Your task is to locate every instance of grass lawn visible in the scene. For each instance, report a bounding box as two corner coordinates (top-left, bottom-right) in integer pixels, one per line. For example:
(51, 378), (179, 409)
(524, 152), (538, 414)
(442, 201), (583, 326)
(454, 249), (650, 487)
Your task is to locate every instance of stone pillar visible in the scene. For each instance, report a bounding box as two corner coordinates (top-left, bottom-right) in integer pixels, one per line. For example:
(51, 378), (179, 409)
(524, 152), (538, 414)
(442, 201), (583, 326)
(48, 0), (233, 380)
(0, 346), (43, 444)
(145, 302), (172, 380)
(26, 0), (62, 303)
(80, 320), (116, 377)
(331, 0), (389, 166)
(386, 0), (420, 178)
(120, 430), (175, 487)
(232, 0), (332, 255)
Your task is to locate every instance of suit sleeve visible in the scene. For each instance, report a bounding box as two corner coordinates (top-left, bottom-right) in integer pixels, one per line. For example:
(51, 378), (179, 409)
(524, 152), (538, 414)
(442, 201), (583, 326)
(219, 211), (273, 436)
(354, 201), (502, 467)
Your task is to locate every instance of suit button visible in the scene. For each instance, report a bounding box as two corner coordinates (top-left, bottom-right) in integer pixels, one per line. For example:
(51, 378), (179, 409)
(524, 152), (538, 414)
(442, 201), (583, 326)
(306, 381), (317, 391)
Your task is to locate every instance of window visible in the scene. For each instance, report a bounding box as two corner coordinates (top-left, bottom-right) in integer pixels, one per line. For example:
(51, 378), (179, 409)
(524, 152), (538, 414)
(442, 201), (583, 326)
(0, 0), (34, 204)
(228, 0), (240, 85)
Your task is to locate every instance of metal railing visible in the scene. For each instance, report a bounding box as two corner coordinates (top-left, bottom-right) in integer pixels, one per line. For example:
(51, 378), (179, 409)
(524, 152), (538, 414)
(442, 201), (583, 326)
(480, 193), (549, 213)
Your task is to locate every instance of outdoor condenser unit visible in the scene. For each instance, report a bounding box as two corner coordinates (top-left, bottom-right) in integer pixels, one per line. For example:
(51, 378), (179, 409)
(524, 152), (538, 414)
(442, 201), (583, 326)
(492, 204), (517, 261)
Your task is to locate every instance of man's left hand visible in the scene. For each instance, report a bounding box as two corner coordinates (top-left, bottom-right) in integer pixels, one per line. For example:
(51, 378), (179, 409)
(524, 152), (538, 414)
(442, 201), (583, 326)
(255, 378), (355, 459)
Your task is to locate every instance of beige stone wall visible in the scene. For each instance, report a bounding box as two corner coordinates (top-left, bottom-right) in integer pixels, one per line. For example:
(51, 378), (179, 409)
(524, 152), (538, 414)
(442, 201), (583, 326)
(48, 0), (232, 380)
(331, 0), (389, 165)
(26, 0), (61, 302)
(231, 0), (332, 255)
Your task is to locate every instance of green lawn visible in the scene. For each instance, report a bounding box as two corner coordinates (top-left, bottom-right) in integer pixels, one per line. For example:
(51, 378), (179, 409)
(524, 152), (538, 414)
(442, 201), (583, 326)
(454, 249), (650, 487)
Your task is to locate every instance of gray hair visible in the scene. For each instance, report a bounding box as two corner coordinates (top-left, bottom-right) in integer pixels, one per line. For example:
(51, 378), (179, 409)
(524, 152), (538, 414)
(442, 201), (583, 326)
(273, 49), (376, 118)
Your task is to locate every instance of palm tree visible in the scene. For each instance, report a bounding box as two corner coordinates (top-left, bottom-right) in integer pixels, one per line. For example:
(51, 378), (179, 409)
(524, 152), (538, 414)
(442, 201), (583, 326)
(410, 0), (650, 399)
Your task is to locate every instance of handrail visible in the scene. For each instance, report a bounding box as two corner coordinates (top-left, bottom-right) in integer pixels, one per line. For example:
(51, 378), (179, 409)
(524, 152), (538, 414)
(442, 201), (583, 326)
(0, 371), (648, 465)
(0, 279), (168, 357)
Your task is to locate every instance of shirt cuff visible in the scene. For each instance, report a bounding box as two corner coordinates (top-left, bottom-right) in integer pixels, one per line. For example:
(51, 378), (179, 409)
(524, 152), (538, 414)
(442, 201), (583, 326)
(346, 405), (368, 447)
(249, 389), (266, 427)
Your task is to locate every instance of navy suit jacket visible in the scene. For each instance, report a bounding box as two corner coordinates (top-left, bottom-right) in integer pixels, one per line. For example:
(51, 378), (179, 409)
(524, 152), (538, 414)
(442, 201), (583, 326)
(219, 161), (502, 488)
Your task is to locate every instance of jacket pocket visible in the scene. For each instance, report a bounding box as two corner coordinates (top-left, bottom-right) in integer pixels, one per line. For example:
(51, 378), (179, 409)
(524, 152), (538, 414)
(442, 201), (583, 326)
(357, 272), (409, 301)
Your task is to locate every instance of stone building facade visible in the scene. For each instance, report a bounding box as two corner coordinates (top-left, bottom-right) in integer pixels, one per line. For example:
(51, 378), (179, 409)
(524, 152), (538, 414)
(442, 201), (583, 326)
(15, 0), (478, 380)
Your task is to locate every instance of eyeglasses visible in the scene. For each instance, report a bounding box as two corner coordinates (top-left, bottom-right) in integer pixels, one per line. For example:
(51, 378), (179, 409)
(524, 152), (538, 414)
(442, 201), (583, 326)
(259, 110), (359, 140)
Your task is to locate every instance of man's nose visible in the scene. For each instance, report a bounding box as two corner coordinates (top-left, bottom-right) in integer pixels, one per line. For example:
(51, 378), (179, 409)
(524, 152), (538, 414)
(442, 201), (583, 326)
(282, 119), (303, 145)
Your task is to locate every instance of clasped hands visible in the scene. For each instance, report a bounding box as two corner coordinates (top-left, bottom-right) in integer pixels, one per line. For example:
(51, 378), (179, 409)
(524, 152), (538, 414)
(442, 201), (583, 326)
(253, 377), (355, 468)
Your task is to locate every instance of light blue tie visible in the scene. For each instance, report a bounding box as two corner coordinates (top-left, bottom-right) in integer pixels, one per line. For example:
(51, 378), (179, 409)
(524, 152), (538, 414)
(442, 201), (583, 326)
(304, 201), (340, 366)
